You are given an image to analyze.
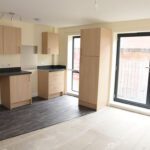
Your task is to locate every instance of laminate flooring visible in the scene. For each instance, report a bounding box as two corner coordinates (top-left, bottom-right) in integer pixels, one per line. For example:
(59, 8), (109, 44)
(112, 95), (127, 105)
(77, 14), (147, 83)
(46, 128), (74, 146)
(1, 107), (150, 150)
(0, 95), (94, 141)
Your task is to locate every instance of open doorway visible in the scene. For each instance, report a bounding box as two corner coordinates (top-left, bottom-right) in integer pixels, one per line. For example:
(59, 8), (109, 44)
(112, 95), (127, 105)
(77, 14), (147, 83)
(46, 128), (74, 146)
(67, 36), (80, 96)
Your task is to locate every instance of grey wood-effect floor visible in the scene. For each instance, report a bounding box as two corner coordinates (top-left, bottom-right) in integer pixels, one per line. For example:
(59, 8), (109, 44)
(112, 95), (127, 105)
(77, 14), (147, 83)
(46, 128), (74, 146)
(0, 95), (94, 141)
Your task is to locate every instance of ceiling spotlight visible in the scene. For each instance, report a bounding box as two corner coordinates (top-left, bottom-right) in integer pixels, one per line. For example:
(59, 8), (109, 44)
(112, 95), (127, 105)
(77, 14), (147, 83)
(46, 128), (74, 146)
(8, 12), (15, 21)
(34, 18), (40, 22)
(0, 12), (23, 21)
(8, 12), (15, 16)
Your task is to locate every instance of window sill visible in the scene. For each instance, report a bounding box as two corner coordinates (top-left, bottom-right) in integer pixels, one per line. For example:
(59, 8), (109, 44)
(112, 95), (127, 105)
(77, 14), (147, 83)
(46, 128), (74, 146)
(109, 100), (150, 116)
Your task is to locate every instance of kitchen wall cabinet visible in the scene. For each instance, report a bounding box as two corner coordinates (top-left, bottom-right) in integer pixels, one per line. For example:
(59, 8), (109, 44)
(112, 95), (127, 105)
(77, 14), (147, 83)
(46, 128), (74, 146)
(42, 32), (59, 54)
(16, 27), (21, 53)
(38, 70), (65, 99)
(0, 26), (3, 54)
(79, 28), (112, 110)
(1, 74), (32, 109)
(3, 26), (21, 54)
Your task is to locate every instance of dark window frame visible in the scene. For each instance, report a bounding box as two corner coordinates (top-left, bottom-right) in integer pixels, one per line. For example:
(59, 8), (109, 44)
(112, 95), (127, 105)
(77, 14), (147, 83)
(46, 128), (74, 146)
(114, 32), (150, 109)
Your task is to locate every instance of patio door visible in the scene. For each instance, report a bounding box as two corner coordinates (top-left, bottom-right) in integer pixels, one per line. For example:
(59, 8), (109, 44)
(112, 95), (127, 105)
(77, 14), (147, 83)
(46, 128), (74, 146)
(114, 32), (150, 108)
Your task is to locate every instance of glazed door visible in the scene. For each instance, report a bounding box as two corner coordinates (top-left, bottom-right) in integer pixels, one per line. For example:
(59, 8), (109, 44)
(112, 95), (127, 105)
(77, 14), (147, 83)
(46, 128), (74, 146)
(114, 33), (150, 108)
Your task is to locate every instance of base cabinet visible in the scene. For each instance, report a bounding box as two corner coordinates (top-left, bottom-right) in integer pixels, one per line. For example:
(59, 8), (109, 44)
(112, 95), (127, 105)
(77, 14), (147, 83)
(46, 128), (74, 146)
(1, 75), (32, 109)
(38, 70), (65, 99)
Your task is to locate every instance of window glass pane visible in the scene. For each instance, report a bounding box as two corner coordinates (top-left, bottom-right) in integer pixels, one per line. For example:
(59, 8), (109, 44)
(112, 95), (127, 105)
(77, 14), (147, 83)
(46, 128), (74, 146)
(73, 38), (80, 70)
(117, 36), (150, 104)
(72, 72), (79, 92)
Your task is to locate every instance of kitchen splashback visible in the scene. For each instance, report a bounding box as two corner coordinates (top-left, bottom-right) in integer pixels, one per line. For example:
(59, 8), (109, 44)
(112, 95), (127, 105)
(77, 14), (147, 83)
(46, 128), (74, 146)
(21, 45), (38, 69)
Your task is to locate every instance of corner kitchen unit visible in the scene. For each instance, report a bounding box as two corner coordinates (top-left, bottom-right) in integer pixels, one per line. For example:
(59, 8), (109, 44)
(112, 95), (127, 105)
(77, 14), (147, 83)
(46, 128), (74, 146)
(0, 67), (32, 109)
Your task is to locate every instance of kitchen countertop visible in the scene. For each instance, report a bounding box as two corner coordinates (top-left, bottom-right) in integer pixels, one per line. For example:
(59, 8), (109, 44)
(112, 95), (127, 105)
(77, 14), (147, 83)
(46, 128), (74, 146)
(37, 65), (66, 72)
(0, 67), (32, 77)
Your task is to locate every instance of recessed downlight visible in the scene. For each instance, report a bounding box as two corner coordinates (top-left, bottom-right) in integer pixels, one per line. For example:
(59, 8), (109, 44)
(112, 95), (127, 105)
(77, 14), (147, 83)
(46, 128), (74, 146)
(8, 12), (15, 16)
(34, 18), (40, 22)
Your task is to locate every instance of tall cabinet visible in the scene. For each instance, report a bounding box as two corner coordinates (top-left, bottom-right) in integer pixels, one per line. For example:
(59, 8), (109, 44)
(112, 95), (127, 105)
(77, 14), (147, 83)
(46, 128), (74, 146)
(0, 26), (3, 54)
(79, 28), (112, 110)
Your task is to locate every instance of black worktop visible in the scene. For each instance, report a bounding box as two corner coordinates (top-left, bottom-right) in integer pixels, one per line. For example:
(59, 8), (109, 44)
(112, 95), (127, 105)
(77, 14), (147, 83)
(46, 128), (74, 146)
(0, 67), (32, 77)
(37, 65), (66, 72)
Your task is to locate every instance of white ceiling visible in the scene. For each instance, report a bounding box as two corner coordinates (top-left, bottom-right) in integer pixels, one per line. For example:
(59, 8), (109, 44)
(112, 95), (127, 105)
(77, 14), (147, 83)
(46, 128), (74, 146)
(0, 0), (150, 27)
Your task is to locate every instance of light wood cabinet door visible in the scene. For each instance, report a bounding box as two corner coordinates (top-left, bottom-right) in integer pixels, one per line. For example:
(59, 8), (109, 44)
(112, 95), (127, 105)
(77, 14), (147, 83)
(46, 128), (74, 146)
(16, 28), (21, 53)
(79, 56), (99, 105)
(3, 26), (21, 54)
(48, 71), (65, 94)
(49, 72), (54, 94)
(48, 32), (59, 54)
(38, 71), (49, 98)
(81, 28), (100, 57)
(42, 32), (59, 54)
(10, 75), (31, 103)
(38, 70), (65, 98)
(53, 71), (64, 93)
(0, 26), (3, 54)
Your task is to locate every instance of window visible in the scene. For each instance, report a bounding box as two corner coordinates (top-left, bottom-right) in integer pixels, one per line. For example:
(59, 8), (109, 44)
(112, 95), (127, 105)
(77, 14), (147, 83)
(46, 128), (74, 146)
(114, 32), (150, 108)
(72, 36), (80, 92)
(67, 36), (80, 95)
